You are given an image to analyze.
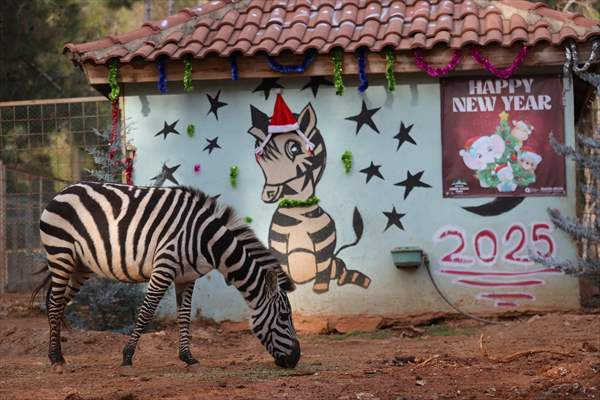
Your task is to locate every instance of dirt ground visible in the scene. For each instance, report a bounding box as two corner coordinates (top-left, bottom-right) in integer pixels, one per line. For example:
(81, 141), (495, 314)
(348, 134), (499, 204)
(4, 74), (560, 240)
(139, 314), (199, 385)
(1, 294), (599, 400)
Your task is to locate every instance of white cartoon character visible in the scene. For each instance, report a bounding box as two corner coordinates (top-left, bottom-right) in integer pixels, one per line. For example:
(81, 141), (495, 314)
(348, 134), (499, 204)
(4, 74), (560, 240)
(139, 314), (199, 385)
(494, 163), (517, 192)
(518, 146), (542, 172)
(511, 120), (534, 149)
(459, 134), (506, 171)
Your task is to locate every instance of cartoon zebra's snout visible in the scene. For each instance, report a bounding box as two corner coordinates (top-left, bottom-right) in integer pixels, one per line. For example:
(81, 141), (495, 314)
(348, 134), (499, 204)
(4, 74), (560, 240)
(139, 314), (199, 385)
(262, 184), (284, 203)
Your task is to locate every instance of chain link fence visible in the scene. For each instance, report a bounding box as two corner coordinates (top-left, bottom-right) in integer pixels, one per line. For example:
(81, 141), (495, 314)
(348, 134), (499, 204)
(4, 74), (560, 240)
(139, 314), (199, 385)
(0, 97), (112, 292)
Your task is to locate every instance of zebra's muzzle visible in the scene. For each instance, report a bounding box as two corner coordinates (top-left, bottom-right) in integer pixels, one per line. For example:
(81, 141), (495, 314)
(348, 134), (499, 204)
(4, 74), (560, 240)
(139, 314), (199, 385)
(274, 339), (301, 368)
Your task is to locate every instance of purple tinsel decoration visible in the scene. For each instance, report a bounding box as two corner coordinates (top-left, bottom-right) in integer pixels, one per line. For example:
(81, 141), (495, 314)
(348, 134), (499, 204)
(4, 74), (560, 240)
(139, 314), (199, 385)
(470, 45), (528, 79)
(157, 58), (167, 93)
(414, 49), (462, 77)
(357, 48), (368, 92)
(230, 54), (239, 81)
(267, 49), (316, 73)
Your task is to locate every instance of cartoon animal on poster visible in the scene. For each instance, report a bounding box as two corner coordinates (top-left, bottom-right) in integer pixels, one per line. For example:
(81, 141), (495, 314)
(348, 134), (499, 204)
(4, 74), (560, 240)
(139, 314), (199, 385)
(248, 94), (371, 294)
(458, 113), (542, 192)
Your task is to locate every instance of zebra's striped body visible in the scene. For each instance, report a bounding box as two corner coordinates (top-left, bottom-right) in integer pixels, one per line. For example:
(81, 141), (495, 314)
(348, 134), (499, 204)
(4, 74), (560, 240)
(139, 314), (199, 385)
(38, 182), (300, 370)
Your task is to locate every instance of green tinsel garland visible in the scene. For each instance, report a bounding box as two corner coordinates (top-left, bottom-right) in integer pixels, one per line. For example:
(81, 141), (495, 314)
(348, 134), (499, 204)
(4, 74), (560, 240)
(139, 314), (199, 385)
(187, 124), (195, 138)
(341, 150), (352, 174)
(183, 57), (194, 92)
(230, 166), (239, 188)
(108, 59), (120, 101)
(331, 49), (344, 96)
(279, 196), (320, 208)
(385, 48), (396, 92)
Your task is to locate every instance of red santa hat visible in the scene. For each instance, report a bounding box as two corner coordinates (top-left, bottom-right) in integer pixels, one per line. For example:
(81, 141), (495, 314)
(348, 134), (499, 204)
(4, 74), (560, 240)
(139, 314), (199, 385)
(255, 91), (315, 156)
(519, 146), (542, 165)
(512, 120), (534, 134)
(493, 163), (511, 175)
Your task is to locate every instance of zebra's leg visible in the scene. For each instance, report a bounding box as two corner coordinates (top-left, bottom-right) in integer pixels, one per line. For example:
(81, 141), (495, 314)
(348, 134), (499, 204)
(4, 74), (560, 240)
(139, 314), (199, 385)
(122, 268), (174, 367)
(175, 281), (198, 366)
(46, 260), (75, 372)
(63, 269), (93, 306)
(313, 259), (332, 293)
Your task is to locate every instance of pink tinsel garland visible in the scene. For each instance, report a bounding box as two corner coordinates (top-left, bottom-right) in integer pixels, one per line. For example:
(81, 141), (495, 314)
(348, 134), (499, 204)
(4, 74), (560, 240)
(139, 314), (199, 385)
(470, 45), (528, 79)
(413, 49), (462, 77)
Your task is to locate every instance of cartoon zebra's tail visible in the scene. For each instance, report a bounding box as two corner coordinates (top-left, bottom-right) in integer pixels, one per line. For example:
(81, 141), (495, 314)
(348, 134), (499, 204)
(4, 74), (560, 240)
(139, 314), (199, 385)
(333, 207), (363, 257)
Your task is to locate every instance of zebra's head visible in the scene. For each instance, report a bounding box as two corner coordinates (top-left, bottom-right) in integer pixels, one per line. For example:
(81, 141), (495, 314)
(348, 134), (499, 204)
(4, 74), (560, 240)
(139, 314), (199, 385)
(248, 103), (326, 203)
(250, 268), (300, 368)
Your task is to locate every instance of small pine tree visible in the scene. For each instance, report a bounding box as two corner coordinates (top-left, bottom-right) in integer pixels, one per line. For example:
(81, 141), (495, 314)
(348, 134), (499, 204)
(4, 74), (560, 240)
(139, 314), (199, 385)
(533, 70), (600, 276)
(86, 124), (132, 183)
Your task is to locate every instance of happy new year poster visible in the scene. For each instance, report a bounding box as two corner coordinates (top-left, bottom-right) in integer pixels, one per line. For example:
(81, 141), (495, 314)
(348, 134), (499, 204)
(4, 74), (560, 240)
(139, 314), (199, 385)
(441, 75), (566, 198)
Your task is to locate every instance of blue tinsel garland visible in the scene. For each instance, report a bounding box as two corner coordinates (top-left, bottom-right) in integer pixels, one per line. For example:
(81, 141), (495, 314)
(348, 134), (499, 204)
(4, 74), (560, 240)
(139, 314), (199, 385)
(157, 58), (168, 94)
(267, 49), (316, 74)
(230, 54), (239, 81)
(357, 48), (368, 93)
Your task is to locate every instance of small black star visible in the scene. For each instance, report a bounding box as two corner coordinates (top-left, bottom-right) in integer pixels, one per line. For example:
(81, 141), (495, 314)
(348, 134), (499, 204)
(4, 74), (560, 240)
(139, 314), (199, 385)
(154, 120), (180, 139)
(203, 137), (221, 154)
(383, 207), (405, 232)
(345, 100), (381, 135)
(301, 76), (333, 98)
(253, 78), (283, 100)
(394, 122), (416, 151)
(151, 163), (180, 185)
(359, 162), (384, 183)
(206, 90), (228, 120)
(394, 170), (432, 199)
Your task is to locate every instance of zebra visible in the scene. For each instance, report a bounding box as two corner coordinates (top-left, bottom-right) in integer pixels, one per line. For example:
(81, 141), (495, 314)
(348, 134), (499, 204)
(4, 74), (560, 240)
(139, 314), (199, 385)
(248, 102), (371, 293)
(33, 181), (300, 372)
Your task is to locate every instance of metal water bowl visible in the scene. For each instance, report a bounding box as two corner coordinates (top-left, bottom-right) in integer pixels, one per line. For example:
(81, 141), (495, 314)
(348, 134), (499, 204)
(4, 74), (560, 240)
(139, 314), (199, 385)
(391, 247), (423, 269)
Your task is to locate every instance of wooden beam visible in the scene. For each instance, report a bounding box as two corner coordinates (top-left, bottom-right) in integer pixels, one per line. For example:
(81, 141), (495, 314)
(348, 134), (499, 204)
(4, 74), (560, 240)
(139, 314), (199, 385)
(83, 42), (598, 85)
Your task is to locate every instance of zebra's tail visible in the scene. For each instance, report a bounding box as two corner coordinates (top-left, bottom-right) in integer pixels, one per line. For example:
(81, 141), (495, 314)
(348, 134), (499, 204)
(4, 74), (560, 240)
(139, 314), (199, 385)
(333, 207), (364, 257)
(30, 265), (51, 308)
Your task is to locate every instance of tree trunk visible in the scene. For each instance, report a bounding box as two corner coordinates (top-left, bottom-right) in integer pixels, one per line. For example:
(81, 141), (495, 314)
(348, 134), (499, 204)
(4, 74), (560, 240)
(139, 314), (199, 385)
(144, 0), (152, 21)
(167, 0), (174, 16)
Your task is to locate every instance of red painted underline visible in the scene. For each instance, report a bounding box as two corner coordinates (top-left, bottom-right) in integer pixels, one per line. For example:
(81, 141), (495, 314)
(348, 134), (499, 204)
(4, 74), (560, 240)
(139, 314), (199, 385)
(479, 292), (535, 300)
(439, 267), (560, 277)
(457, 279), (544, 287)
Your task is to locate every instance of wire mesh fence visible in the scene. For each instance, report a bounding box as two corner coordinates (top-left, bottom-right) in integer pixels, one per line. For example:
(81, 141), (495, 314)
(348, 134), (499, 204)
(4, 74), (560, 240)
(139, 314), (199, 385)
(0, 97), (112, 292)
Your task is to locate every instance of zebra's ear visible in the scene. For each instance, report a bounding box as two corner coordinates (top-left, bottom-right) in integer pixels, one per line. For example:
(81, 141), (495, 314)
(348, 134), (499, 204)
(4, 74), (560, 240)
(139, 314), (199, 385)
(248, 105), (269, 141)
(298, 103), (317, 139)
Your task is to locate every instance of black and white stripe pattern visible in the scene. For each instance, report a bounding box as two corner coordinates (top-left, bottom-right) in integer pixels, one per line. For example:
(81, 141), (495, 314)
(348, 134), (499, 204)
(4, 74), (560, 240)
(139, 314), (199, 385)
(37, 182), (300, 370)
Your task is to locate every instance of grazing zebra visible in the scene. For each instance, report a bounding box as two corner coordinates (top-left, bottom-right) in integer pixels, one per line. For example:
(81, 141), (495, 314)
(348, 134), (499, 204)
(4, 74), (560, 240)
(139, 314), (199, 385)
(248, 102), (371, 293)
(34, 182), (300, 371)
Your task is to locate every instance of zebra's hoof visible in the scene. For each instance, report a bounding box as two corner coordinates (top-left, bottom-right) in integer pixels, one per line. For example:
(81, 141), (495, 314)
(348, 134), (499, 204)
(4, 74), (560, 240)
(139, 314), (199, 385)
(185, 362), (201, 372)
(118, 365), (135, 376)
(51, 362), (65, 374)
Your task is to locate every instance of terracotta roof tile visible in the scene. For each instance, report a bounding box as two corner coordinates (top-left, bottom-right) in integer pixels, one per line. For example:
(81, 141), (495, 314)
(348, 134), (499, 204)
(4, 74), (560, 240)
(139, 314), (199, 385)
(64, 0), (600, 65)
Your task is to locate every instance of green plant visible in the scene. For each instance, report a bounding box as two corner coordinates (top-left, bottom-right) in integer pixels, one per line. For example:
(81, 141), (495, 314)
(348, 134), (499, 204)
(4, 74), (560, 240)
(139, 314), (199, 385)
(187, 123), (195, 137)
(341, 150), (353, 173)
(230, 166), (239, 188)
(279, 196), (320, 208)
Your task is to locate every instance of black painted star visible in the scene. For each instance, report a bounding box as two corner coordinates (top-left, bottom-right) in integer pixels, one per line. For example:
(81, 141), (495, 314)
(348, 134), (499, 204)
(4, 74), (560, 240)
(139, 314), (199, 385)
(394, 170), (432, 199)
(253, 78), (283, 100)
(206, 90), (228, 120)
(203, 137), (221, 154)
(383, 206), (405, 232)
(345, 100), (381, 135)
(151, 163), (180, 186)
(359, 162), (384, 183)
(301, 76), (333, 98)
(154, 120), (180, 139)
(394, 122), (416, 151)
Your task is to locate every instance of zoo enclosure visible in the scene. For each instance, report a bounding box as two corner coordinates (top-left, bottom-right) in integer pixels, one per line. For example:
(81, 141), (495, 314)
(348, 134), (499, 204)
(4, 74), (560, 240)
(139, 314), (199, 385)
(0, 97), (112, 292)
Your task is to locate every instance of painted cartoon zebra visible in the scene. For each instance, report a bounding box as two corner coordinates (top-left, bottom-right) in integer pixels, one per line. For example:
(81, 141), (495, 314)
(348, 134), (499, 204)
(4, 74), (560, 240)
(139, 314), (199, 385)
(34, 182), (300, 371)
(248, 103), (371, 293)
